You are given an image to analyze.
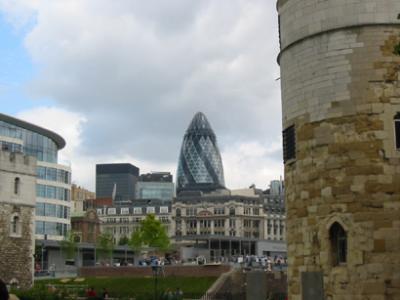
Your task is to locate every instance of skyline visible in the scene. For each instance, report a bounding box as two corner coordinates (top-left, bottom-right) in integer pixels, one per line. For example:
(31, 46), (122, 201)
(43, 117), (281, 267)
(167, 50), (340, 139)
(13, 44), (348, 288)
(0, 1), (283, 191)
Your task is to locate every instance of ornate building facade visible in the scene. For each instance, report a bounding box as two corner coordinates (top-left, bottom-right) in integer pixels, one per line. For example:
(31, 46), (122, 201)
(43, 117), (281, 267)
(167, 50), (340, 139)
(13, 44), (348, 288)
(278, 0), (400, 299)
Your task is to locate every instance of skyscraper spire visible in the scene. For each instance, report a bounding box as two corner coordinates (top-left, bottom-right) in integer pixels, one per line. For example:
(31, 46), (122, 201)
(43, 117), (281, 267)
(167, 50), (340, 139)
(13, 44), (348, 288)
(177, 112), (225, 193)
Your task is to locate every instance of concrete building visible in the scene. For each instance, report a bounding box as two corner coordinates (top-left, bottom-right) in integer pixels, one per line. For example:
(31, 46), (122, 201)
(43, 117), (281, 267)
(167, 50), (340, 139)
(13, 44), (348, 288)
(0, 151), (36, 288)
(97, 199), (172, 245)
(0, 113), (71, 241)
(71, 184), (95, 213)
(277, 1), (400, 299)
(96, 163), (139, 204)
(136, 172), (174, 202)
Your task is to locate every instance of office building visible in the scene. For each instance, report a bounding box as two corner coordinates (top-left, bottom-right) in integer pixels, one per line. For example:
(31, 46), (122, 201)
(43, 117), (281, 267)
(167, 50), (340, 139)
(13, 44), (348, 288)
(176, 112), (225, 194)
(136, 172), (174, 202)
(0, 113), (71, 241)
(96, 163), (139, 203)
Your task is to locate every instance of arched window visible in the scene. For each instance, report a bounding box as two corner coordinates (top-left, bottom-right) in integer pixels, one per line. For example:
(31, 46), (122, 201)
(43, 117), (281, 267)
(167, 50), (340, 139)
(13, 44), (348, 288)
(229, 207), (235, 216)
(14, 177), (20, 195)
(176, 208), (181, 217)
(329, 222), (347, 266)
(10, 214), (21, 237)
(394, 113), (400, 150)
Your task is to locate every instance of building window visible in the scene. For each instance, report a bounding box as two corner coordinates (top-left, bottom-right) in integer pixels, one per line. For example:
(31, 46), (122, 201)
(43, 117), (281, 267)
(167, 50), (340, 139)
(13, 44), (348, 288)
(229, 207), (235, 216)
(120, 207), (129, 215)
(329, 222), (347, 266)
(10, 215), (21, 237)
(283, 125), (296, 162)
(176, 208), (181, 217)
(395, 113), (400, 150)
(14, 178), (20, 195)
(160, 206), (169, 214)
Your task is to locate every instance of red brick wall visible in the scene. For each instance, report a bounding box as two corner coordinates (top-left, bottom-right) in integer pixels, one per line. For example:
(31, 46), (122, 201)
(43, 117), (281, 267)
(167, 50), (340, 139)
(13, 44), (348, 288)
(79, 265), (230, 278)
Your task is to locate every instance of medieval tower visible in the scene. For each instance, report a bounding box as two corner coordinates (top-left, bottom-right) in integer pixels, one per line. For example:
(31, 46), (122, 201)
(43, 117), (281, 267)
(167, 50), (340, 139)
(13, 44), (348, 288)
(277, 1), (400, 299)
(0, 151), (36, 289)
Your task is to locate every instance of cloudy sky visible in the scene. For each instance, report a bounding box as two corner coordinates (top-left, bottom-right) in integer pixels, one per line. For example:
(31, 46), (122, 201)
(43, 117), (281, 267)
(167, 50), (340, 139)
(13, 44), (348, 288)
(0, 0), (282, 191)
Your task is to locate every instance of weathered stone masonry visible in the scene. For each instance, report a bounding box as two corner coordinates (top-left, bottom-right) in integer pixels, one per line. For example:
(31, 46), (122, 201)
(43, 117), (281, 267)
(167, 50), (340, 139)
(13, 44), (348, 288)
(278, 1), (400, 299)
(0, 151), (36, 289)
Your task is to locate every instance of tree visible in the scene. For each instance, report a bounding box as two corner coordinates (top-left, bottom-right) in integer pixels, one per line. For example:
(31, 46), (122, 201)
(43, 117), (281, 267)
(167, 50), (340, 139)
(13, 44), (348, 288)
(118, 235), (129, 246)
(129, 214), (170, 252)
(60, 231), (78, 260)
(96, 232), (114, 264)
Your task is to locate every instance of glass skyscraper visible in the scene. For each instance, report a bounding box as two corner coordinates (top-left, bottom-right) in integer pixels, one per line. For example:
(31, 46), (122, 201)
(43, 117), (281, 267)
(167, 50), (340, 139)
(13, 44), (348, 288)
(0, 113), (71, 240)
(177, 112), (225, 193)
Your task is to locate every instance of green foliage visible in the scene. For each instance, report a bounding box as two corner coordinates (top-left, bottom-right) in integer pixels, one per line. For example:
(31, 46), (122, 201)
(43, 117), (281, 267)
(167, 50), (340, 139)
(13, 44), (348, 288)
(59, 231), (78, 259)
(96, 232), (114, 261)
(16, 277), (216, 300)
(118, 235), (129, 246)
(394, 42), (400, 55)
(129, 214), (170, 251)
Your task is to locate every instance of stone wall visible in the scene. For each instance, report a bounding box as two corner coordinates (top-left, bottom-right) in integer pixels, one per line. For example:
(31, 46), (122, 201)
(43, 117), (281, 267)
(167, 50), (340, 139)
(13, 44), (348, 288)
(278, 1), (400, 299)
(0, 151), (36, 289)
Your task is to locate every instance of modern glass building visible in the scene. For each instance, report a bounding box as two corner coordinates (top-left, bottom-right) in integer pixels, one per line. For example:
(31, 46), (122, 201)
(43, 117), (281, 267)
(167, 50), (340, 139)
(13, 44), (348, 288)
(0, 113), (71, 240)
(177, 112), (225, 194)
(96, 163), (139, 203)
(136, 172), (174, 202)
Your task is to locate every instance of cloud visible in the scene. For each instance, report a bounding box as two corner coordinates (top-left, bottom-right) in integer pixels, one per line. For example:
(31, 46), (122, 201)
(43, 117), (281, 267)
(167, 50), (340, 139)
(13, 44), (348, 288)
(3, 0), (283, 189)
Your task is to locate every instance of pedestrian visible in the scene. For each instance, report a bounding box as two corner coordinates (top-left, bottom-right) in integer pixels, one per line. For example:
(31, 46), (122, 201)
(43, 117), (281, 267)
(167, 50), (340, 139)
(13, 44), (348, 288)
(102, 288), (109, 299)
(86, 287), (97, 299)
(175, 287), (183, 300)
(0, 279), (9, 300)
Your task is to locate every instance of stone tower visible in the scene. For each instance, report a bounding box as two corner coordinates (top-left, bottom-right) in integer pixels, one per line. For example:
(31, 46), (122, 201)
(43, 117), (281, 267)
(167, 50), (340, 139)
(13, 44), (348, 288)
(277, 1), (400, 299)
(0, 151), (36, 289)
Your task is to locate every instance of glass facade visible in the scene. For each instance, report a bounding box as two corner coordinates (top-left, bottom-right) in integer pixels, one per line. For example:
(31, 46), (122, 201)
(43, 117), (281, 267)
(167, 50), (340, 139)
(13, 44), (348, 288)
(177, 112), (225, 193)
(0, 120), (58, 163)
(37, 166), (71, 184)
(0, 115), (71, 239)
(136, 181), (174, 202)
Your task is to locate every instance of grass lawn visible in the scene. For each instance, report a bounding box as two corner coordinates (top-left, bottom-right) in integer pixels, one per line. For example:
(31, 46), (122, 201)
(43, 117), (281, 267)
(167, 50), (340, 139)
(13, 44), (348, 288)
(15, 276), (217, 300)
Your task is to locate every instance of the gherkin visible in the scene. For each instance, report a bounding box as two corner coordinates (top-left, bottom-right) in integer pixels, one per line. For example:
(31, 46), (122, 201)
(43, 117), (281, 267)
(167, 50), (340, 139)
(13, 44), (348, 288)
(177, 112), (225, 193)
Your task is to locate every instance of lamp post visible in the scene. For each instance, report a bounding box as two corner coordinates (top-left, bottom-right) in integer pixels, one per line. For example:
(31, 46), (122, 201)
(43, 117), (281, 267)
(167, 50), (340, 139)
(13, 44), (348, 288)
(41, 242), (45, 272)
(151, 260), (160, 300)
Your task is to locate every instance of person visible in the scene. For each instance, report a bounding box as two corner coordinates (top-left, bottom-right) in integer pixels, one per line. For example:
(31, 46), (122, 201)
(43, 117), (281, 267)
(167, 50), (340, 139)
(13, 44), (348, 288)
(86, 287), (97, 298)
(175, 287), (183, 300)
(101, 288), (109, 299)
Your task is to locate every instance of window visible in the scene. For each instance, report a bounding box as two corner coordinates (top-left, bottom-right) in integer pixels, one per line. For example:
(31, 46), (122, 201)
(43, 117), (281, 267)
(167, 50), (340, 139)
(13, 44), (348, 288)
(329, 222), (347, 266)
(176, 208), (181, 217)
(107, 208), (116, 215)
(120, 207), (129, 215)
(133, 207), (142, 214)
(10, 214), (21, 237)
(395, 113), (400, 150)
(146, 207), (155, 214)
(160, 206), (169, 214)
(283, 125), (296, 162)
(229, 207), (235, 216)
(214, 207), (224, 215)
(14, 178), (20, 195)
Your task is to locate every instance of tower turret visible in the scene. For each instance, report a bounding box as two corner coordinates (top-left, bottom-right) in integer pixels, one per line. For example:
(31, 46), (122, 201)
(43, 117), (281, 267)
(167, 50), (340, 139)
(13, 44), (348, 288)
(278, 1), (400, 298)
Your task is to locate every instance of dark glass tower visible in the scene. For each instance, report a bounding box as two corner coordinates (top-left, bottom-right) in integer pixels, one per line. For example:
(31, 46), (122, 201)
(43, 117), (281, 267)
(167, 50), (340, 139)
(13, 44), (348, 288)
(177, 112), (225, 193)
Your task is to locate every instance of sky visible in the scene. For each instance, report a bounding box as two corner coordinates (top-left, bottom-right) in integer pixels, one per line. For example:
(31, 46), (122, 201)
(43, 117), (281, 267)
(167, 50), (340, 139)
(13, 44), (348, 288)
(0, 0), (283, 192)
